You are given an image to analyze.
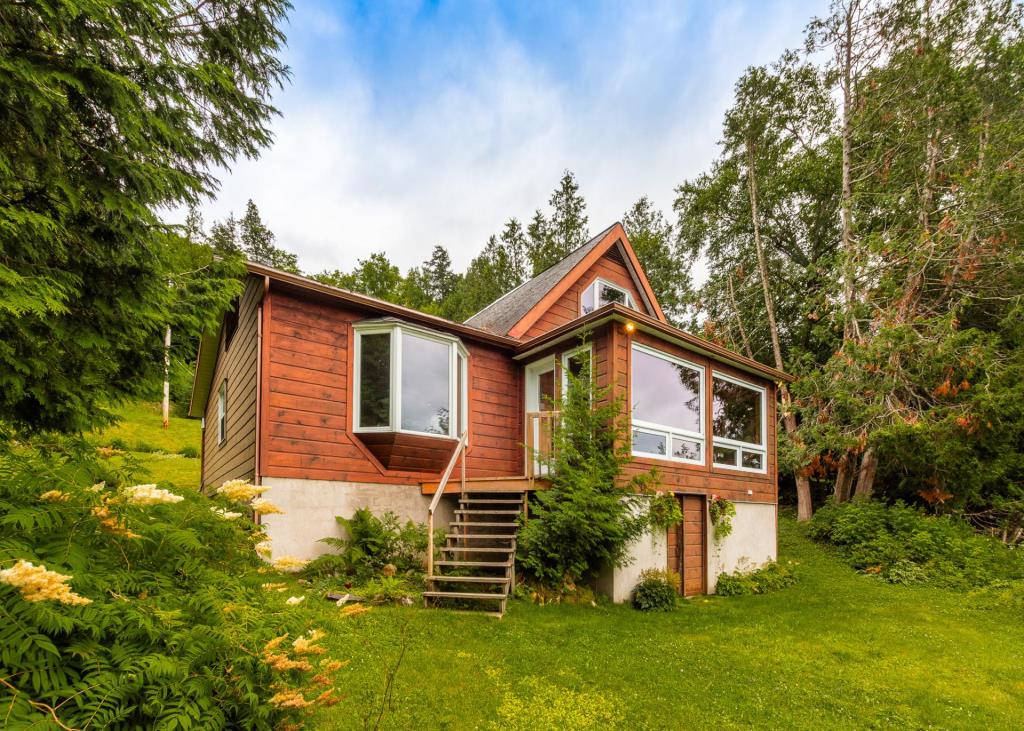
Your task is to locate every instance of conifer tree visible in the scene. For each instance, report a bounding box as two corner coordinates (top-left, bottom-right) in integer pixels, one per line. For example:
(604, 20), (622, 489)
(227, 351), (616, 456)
(239, 200), (300, 272)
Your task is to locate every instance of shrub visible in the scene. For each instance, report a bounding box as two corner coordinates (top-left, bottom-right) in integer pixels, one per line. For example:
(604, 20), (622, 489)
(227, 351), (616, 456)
(0, 438), (346, 728)
(517, 343), (662, 588)
(360, 576), (416, 604)
(632, 569), (680, 611)
(179, 445), (200, 459)
(715, 561), (797, 596)
(807, 498), (1024, 589)
(304, 508), (428, 581)
(132, 439), (160, 453)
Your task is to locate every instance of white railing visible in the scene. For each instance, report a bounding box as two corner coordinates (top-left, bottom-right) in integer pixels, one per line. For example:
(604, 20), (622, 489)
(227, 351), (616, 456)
(426, 430), (468, 578)
(525, 410), (560, 482)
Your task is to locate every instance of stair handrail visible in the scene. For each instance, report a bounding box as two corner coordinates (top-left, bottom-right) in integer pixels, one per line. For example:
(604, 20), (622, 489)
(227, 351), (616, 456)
(426, 430), (468, 578)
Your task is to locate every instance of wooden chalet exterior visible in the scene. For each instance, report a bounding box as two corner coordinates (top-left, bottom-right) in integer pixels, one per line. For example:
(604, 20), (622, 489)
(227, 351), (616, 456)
(190, 223), (791, 606)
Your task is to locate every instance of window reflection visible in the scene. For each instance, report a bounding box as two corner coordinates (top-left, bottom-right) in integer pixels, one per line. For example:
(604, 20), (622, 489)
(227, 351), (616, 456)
(401, 331), (450, 435)
(712, 378), (762, 444)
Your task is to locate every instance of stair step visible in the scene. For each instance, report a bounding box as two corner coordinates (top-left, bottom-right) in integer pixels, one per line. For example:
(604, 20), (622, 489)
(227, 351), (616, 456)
(443, 546), (514, 553)
(460, 495), (524, 501)
(435, 560), (512, 568)
(430, 575), (510, 584)
(446, 533), (517, 541)
(422, 591), (507, 601)
(454, 510), (520, 515)
(450, 521), (519, 528)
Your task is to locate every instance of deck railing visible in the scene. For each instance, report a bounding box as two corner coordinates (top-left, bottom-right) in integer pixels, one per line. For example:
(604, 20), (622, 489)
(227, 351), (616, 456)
(426, 430), (468, 578)
(525, 410), (560, 481)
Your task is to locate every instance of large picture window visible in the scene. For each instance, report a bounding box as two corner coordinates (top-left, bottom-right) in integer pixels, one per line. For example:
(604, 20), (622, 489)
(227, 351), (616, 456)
(354, 323), (467, 438)
(630, 344), (704, 464)
(580, 278), (636, 315)
(712, 373), (766, 472)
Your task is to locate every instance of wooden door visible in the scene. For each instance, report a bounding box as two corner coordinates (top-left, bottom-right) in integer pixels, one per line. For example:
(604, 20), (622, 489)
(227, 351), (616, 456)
(667, 494), (706, 596)
(525, 359), (556, 477)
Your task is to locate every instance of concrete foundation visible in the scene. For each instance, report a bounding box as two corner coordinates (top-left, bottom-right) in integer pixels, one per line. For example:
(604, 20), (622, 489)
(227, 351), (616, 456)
(706, 501), (777, 592)
(258, 478), (455, 560)
(595, 497), (668, 603)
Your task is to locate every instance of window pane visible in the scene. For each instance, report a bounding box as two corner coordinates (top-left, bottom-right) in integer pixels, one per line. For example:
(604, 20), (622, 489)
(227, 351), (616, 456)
(401, 332), (450, 435)
(632, 429), (667, 456)
(581, 285), (596, 314)
(599, 283), (628, 307)
(632, 348), (702, 433)
(359, 333), (391, 427)
(672, 438), (702, 461)
(742, 451), (764, 470)
(713, 444), (738, 466)
(712, 378), (763, 445)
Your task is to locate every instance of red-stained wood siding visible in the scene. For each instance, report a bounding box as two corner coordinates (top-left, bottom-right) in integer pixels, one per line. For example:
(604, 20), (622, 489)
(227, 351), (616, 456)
(202, 275), (263, 489)
(260, 292), (522, 484)
(523, 248), (648, 339)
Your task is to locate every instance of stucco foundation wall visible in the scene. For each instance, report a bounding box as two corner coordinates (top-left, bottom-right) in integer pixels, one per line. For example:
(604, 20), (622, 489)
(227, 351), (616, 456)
(596, 502), (667, 603)
(706, 501), (777, 593)
(259, 478), (455, 560)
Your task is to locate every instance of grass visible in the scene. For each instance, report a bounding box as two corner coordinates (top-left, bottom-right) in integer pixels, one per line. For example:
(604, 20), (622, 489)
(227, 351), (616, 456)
(296, 517), (1024, 730)
(90, 401), (202, 489)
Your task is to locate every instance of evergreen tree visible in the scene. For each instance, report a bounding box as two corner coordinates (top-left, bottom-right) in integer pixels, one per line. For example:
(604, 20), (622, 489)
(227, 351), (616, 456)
(239, 200), (299, 273)
(621, 197), (689, 324)
(526, 170), (590, 275)
(499, 218), (530, 286)
(0, 0), (288, 433)
(422, 245), (460, 302)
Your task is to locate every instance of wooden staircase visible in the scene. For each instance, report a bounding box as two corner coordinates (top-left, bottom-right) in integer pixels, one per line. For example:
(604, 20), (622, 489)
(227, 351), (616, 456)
(423, 492), (526, 616)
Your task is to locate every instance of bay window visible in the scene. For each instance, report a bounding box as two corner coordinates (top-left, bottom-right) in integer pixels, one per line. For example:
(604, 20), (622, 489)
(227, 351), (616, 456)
(581, 278), (636, 315)
(354, 323), (468, 438)
(630, 344), (704, 464)
(711, 373), (766, 472)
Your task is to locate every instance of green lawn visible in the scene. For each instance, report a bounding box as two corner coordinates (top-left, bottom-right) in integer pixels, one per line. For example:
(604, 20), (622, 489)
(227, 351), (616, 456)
(90, 401), (202, 489)
(299, 517), (1024, 730)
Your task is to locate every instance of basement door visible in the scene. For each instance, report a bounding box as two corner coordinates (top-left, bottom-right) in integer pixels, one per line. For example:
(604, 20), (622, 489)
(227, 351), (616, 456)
(666, 494), (707, 596)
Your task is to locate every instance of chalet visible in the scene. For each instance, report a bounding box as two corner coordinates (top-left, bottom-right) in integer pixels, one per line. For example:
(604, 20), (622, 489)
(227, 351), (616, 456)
(189, 223), (791, 611)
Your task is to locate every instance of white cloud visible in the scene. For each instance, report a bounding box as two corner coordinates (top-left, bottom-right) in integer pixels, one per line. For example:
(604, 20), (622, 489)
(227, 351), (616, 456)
(190, 0), (827, 275)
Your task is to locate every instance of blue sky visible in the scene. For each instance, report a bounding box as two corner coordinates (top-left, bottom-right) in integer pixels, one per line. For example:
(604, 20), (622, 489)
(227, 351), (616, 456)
(199, 0), (829, 274)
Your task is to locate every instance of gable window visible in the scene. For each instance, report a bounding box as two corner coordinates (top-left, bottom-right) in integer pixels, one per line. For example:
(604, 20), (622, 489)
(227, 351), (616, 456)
(711, 373), (766, 472)
(581, 278), (636, 315)
(217, 380), (227, 444)
(354, 323), (468, 438)
(630, 344), (704, 464)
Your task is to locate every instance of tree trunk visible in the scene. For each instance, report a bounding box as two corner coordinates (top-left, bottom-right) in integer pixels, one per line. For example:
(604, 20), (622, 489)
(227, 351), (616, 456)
(746, 139), (813, 520)
(162, 324), (171, 429)
(853, 447), (877, 499)
(726, 273), (754, 359)
(839, 3), (861, 343)
(834, 451), (856, 503)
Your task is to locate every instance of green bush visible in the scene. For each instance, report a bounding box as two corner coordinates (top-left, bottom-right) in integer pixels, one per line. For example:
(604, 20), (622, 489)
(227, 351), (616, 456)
(807, 498), (1024, 589)
(0, 438), (345, 728)
(179, 445), (200, 459)
(632, 569), (680, 611)
(132, 438), (160, 453)
(715, 561), (798, 596)
(304, 508), (428, 581)
(517, 344), (662, 588)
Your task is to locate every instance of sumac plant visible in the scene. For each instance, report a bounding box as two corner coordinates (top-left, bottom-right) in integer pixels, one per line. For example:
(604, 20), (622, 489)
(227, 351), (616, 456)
(0, 438), (345, 729)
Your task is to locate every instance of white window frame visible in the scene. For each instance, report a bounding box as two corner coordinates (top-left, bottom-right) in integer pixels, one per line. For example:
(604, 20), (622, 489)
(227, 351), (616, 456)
(352, 322), (468, 440)
(560, 343), (593, 401)
(581, 277), (636, 315)
(216, 380), (227, 444)
(711, 371), (768, 474)
(630, 343), (705, 466)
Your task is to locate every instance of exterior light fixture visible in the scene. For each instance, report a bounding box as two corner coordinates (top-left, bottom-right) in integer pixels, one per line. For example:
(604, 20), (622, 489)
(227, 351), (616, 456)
(624, 322), (636, 334)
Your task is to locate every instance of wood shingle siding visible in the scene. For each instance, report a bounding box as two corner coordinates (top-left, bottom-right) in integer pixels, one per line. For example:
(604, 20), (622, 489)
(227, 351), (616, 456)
(202, 275), (263, 489)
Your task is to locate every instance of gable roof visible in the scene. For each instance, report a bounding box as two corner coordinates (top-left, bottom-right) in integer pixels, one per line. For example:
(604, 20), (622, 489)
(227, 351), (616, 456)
(464, 222), (665, 338)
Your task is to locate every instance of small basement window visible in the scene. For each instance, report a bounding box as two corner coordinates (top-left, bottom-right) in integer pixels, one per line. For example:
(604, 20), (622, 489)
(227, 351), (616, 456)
(711, 373), (766, 472)
(580, 278), (636, 315)
(354, 322), (468, 439)
(217, 380), (227, 444)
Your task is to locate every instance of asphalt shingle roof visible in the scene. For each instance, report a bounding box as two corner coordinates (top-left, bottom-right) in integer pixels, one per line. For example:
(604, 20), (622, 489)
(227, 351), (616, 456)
(464, 224), (616, 336)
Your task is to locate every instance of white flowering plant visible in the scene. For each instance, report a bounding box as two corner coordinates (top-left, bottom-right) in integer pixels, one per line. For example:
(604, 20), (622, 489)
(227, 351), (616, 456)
(0, 437), (346, 728)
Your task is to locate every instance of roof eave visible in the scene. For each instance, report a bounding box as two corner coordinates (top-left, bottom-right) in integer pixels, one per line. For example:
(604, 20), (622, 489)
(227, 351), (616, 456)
(514, 304), (794, 383)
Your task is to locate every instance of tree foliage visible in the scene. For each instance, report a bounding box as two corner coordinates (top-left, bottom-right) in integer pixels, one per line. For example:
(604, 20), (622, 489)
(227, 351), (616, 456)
(0, 0), (289, 433)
